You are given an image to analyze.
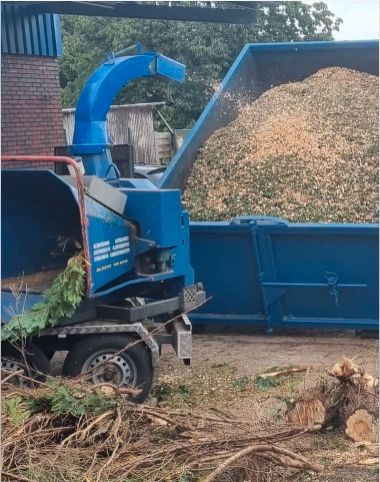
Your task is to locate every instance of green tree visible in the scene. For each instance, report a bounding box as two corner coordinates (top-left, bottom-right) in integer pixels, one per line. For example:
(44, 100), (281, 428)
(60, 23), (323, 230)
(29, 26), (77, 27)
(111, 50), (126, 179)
(60, 1), (342, 128)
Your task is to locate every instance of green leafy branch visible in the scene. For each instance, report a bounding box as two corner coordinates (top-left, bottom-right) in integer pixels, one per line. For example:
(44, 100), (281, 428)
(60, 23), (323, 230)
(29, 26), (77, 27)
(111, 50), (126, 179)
(2, 253), (86, 342)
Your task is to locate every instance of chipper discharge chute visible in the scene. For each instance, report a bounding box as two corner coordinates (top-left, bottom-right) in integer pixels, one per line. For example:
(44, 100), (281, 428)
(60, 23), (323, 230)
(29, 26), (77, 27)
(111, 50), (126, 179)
(1, 45), (205, 401)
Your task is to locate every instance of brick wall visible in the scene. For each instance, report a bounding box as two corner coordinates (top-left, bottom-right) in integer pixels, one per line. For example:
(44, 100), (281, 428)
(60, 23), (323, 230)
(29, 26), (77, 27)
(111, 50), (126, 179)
(1, 54), (65, 168)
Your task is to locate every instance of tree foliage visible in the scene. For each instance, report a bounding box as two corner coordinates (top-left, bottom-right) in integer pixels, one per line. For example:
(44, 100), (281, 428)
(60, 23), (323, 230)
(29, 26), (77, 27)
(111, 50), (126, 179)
(60, 1), (342, 128)
(2, 253), (86, 342)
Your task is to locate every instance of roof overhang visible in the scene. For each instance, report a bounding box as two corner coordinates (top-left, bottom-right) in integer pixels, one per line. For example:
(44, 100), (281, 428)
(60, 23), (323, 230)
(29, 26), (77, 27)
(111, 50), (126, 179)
(8, 1), (258, 24)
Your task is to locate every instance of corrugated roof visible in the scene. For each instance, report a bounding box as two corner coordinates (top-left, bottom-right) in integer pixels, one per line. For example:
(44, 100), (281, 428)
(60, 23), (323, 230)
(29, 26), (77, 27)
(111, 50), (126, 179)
(1, 2), (62, 56)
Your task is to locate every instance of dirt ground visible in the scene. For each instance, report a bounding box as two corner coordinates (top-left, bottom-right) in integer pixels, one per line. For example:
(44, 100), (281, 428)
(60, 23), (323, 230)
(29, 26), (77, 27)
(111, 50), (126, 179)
(161, 327), (379, 376)
(51, 327), (378, 481)
(157, 327), (379, 482)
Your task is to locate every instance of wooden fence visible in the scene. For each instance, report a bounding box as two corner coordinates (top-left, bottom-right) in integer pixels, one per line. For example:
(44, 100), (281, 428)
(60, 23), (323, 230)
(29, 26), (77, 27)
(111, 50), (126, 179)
(63, 103), (173, 165)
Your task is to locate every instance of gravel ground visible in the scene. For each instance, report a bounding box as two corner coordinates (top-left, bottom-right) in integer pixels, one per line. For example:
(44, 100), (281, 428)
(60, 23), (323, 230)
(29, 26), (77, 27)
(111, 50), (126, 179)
(51, 327), (378, 384)
(160, 327), (378, 377)
(157, 328), (379, 482)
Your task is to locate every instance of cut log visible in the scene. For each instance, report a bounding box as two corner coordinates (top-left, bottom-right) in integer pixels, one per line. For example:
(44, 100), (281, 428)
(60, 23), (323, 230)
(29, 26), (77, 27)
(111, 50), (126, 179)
(286, 389), (327, 429)
(258, 367), (307, 379)
(367, 443), (379, 457)
(328, 357), (358, 380)
(287, 358), (379, 437)
(353, 441), (379, 456)
(357, 457), (379, 466)
(362, 374), (379, 389)
(346, 409), (379, 443)
(339, 379), (379, 423)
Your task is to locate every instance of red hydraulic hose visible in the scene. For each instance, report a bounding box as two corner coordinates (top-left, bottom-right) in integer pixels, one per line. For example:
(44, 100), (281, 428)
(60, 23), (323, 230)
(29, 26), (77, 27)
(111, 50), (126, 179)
(1, 155), (92, 294)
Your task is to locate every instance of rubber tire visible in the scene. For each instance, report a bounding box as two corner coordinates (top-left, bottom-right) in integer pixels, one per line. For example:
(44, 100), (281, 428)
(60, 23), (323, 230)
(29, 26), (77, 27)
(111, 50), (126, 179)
(1, 342), (50, 382)
(43, 351), (56, 361)
(62, 335), (153, 403)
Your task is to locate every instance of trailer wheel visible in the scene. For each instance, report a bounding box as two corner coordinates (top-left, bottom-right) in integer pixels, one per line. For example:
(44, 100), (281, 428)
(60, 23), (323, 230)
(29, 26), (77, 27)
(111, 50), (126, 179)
(62, 335), (153, 403)
(1, 343), (50, 387)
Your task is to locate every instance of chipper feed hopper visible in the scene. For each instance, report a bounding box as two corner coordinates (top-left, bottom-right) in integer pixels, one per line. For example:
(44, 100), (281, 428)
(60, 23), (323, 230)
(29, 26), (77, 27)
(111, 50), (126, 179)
(1, 45), (205, 401)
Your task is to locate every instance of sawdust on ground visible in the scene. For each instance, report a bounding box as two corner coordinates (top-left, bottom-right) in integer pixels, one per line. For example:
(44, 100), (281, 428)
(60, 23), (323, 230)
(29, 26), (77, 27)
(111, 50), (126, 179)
(184, 67), (379, 223)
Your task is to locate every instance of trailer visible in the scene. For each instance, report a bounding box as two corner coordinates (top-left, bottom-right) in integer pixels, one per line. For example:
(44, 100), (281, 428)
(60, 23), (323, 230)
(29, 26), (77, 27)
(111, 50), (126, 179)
(159, 40), (379, 330)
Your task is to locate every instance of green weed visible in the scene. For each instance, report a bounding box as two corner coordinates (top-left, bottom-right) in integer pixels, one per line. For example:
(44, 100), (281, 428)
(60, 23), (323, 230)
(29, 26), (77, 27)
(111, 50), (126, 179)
(4, 396), (30, 426)
(28, 380), (119, 417)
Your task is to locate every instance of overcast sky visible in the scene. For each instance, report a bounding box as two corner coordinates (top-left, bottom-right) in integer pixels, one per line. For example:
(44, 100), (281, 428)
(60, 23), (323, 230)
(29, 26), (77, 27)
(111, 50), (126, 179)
(305, 0), (379, 40)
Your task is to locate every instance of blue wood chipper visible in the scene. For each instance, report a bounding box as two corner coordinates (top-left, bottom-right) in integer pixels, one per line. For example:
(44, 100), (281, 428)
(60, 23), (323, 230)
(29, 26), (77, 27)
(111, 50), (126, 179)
(1, 45), (205, 401)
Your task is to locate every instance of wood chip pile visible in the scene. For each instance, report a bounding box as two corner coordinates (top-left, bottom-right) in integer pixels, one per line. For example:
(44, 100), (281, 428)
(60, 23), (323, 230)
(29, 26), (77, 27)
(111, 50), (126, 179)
(184, 67), (379, 223)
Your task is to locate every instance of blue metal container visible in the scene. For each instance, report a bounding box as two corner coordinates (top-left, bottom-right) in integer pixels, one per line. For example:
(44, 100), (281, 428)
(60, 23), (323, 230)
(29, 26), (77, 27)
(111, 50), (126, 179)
(190, 218), (379, 330)
(160, 40), (379, 329)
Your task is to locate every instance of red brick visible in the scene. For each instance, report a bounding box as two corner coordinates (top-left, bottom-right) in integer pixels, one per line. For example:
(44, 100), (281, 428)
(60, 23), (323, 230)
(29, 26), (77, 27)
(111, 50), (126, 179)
(1, 54), (65, 164)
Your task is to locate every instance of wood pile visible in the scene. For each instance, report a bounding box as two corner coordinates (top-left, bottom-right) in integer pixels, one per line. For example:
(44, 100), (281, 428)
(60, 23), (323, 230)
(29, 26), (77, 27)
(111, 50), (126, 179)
(287, 357), (379, 445)
(184, 67), (378, 223)
(1, 375), (321, 482)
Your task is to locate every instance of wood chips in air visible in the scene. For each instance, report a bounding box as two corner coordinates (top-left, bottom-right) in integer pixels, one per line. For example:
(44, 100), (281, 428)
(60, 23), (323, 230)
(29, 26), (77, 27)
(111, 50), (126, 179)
(184, 67), (379, 223)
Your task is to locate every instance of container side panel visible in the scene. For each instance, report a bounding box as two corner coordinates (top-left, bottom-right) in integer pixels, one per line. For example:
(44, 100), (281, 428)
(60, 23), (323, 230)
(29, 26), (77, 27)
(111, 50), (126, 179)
(189, 224), (265, 317)
(262, 227), (379, 323)
(189, 221), (378, 329)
